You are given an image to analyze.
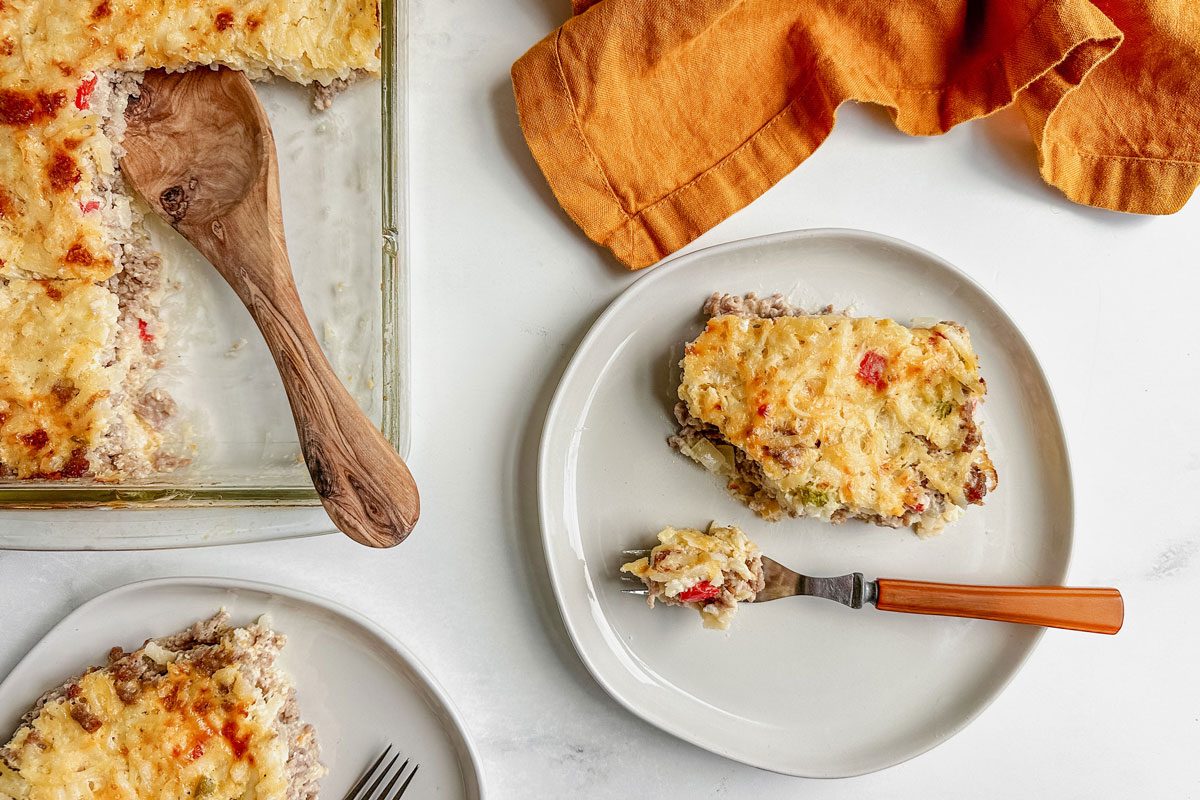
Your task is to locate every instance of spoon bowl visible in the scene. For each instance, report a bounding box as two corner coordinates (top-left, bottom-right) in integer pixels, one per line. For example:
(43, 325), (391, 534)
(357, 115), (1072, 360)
(123, 69), (266, 225)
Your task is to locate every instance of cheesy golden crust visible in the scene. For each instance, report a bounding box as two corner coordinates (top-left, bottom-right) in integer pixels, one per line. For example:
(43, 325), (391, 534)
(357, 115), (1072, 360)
(0, 613), (323, 800)
(674, 300), (997, 535)
(3, 664), (288, 800)
(0, 0), (380, 480)
(0, 280), (122, 478)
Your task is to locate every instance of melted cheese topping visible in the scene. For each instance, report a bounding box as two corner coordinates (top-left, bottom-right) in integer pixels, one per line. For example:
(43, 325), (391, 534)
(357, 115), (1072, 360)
(0, 0), (378, 478)
(2, 663), (288, 800)
(0, 764), (25, 799)
(0, 104), (116, 282)
(0, 280), (122, 478)
(680, 315), (995, 528)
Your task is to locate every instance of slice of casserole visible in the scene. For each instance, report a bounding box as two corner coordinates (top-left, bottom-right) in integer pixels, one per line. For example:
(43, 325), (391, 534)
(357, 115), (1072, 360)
(671, 293), (997, 536)
(0, 612), (323, 800)
(622, 524), (765, 630)
(0, 1), (381, 480)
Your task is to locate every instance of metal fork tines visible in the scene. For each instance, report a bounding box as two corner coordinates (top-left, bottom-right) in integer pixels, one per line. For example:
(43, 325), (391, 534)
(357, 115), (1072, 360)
(343, 746), (419, 800)
(618, 550), (876, 607)
(620, 576), (649, 595)
(619, 549), (651, 595)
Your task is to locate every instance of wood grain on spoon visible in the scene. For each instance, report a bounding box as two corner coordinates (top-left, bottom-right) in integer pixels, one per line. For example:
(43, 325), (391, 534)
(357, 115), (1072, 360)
(120, 68), (418, 547)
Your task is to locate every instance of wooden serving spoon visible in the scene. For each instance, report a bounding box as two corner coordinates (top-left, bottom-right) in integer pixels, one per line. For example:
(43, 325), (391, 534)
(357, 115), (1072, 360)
(120, 68), (418, 548)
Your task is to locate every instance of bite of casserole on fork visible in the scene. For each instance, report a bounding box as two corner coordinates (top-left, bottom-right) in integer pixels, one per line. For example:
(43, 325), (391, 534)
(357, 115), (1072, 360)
(621, 525), (765, 630)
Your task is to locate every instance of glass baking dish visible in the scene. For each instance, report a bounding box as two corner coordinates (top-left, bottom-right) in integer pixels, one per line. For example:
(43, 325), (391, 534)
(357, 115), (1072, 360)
(0, 2), (409, 518)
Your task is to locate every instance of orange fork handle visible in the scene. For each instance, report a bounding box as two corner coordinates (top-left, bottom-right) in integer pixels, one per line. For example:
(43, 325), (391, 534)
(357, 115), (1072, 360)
(874, 580), (1124, 634)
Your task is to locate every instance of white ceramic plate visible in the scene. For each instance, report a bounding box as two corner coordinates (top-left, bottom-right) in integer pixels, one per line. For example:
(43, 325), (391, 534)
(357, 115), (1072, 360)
(538, 229), (1072, 777)
(0, 578), (484, 798)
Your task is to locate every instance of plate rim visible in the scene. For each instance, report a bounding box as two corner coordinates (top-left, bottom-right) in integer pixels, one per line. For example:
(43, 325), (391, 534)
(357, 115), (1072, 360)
(0, 575), (486, 799)
(536, 227), (1075, 778)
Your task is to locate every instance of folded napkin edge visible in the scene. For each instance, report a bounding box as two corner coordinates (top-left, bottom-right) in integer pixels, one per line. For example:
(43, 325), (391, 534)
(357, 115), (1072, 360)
(512, 1), (1182, 270)
(1042, 140), (1200, 215)
(512, 31), (641, 265)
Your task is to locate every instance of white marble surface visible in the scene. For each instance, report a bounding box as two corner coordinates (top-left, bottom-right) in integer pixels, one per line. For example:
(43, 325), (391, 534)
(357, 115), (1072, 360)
(2, 1), (1199, 795)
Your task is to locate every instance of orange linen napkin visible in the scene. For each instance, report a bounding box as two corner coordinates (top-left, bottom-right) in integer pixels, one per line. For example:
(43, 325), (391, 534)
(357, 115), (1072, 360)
(511, 1), (1200, 270)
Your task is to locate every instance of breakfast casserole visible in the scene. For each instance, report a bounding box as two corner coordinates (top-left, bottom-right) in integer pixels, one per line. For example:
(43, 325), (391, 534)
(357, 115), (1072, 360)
(0, 1), (380, 480)
(671, 293), (997, 536)
(0, 611), (323, 800)
(621, 524), (765, 630)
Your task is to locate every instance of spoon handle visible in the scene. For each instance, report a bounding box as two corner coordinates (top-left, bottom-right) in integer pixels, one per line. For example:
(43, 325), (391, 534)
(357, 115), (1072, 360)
(874, 579), (1123, 634)
(203, 209), (420, 548)
(250, 273), (419, 546)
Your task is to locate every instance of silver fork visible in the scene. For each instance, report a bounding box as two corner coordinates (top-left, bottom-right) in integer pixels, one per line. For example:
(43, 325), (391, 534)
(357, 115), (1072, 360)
(620, 550), (1123, 634)
(342, 746), (419, 800)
